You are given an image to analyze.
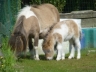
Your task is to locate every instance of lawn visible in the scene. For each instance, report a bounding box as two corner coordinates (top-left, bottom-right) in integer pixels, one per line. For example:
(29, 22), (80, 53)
(17, 48), (96, 72)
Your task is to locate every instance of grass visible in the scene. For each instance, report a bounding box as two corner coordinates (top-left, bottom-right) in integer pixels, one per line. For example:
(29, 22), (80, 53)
(17, 48), (96, 72)
(0, 37), (96, 72)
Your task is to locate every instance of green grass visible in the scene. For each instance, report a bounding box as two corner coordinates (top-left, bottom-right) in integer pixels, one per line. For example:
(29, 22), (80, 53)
(17, 48), (96, 72)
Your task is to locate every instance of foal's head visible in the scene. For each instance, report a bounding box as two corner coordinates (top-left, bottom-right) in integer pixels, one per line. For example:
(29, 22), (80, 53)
(9, 33), (25, 57)
(42, 34), (55, 60)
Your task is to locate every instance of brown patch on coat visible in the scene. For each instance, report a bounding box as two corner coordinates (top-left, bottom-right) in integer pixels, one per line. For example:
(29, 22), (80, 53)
(30, 3), (60, 31)
(43, 33), (54, 50)
(53, 33), (62, 43)
(23, 16), (40, 37)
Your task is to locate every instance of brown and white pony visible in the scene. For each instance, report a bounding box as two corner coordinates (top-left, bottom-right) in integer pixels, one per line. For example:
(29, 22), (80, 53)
(8, 3), (59, 60)
(42, 19), (82, 61)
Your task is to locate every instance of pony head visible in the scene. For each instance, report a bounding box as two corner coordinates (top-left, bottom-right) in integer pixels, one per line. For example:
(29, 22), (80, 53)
(8, 33), (26, 57)
(42, 35), (55, 60)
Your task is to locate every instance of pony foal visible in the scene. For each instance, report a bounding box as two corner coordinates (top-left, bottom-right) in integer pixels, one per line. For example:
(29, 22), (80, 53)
(42, 20), (81, 60)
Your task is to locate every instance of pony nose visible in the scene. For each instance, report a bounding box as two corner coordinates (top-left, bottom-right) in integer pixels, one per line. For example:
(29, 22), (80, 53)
(46, 57), (53, 60)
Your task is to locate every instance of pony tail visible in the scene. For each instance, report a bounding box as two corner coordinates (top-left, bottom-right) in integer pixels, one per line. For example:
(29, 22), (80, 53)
(15, 36), (23, 53)
(21, 34), (27, 51)
(13, 15), (27, 50)
(9, 15), (27, 54)
(79, 31), (82, 41)
(13, 16), (25, 34)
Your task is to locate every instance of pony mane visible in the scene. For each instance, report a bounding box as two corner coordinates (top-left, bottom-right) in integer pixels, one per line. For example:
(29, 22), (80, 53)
(32, 5), (38, 8)
(45, 23), (56, 38)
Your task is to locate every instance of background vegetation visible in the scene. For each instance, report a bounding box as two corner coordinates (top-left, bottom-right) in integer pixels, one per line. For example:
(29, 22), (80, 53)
(21, 0), (96, 13)
(0, 0), (96, 41)
(0, 38), (18, 72)
(30, 0), (66, 13)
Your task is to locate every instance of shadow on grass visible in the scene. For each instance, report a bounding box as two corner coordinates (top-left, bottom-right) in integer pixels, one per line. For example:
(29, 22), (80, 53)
(17, 54), (47, 62)
(17, 48), (95, 62)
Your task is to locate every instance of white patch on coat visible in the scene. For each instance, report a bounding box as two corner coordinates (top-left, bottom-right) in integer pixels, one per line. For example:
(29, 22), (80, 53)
(53, 24), (68, 40)
(17, 5), (41, 32)
(17, 6), (36, 19)
(60, 19), (81, 32)
(53, 23), (74, 41)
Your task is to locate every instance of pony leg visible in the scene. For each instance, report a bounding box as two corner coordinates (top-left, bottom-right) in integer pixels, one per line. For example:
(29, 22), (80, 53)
(28, 37), (34, 59)
(56, 43), (62, 61)
(61, 48), (65, 60)
(75, 39), (81, 59)
(34, 33), (39, 60)
(68, 43), (75, 59)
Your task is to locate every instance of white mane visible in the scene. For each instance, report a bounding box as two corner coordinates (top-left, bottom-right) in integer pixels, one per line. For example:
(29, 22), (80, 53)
(17, 5), (36, 20)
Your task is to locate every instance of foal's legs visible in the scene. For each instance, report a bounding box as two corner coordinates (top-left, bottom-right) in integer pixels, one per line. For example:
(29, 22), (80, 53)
(68, 38), (81, 59)
(61, 48), (65, 60)
(56, 43), (63, 61)
(75, 39), (81, 59)
(68, 40), (75, 59)
(68, 45), (75, 59)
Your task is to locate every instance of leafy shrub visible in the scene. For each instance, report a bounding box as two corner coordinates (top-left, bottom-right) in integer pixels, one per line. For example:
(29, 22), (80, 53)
(0, 37), (18, 72)
(31, 0), (66, 12)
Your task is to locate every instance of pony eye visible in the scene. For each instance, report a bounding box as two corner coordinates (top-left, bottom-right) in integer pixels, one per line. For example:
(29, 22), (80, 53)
(46, 49), (51, 53)
(47, 50), (50, 53)
(44, 49), (51, 53)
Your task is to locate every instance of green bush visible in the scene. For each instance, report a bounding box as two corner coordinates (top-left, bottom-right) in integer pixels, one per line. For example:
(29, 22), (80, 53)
(31, 0), (66, 12)
(0, 37), (18, 72)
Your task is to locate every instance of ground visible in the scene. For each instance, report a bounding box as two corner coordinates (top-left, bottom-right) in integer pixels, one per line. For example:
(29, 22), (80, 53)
(16, 48), (96, 72)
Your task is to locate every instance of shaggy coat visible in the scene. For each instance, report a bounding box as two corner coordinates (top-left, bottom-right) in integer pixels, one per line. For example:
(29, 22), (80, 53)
(42, 20), (81, 60)
(9, 3), (60, 60)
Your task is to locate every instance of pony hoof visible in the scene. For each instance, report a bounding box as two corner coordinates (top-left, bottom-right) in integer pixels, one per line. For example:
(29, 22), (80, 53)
(68, 56), (74, 59)
(56, 58), (61, 61)
(61, 57), (65, 60)
(34, 58), (40, 60)
(77, 56), (81, 60)
(46, 57), (53, 60)
(47, 59), (52, 60)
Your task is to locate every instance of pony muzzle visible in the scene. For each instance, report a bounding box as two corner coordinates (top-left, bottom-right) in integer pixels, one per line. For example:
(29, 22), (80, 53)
(46, 57), (53, 60)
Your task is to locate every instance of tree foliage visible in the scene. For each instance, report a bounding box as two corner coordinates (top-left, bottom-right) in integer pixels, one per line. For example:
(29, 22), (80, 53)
(30, 0), (66, 12)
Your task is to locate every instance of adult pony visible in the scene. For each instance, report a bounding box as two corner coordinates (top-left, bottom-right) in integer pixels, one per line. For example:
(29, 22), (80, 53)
(42, 20), (82, 61)
(8, 3), (60, 60)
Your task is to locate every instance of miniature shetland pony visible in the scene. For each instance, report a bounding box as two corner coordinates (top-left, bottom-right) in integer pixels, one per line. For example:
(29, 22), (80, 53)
(8, 3), (59, 60)
(42, 20), (82, 60)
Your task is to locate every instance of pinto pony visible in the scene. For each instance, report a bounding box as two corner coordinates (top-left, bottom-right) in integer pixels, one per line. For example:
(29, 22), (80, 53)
(42, 20), (82, 61)
(8, 3), (59, 60)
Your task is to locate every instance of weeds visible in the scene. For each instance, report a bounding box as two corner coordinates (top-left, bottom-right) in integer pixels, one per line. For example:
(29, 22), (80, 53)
(0, 37), (18, 72)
